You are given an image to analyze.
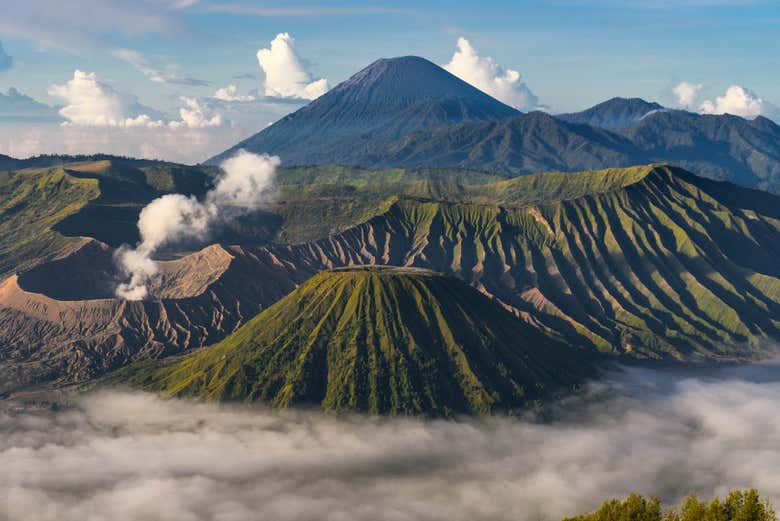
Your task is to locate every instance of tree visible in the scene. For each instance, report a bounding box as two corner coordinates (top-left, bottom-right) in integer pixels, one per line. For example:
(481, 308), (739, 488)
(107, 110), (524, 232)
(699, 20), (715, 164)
(564, 490), (776, 521)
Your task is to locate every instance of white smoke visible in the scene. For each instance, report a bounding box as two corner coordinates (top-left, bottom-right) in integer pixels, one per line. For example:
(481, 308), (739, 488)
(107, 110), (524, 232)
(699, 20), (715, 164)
(3, 364), (780, 521)
(115, 194), (216, 300)
(115, 150), (280, 300)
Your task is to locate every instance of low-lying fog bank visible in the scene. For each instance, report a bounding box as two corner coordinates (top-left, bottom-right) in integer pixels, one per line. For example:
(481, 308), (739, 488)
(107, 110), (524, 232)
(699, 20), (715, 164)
(2, 364), (780, 521)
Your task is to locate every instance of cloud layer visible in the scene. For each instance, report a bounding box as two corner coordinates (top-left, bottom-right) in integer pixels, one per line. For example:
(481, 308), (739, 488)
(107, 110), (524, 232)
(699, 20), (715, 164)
(0, 122), (248, 163)
(3, 364), (780, 521)
(256, 33), (329, 100)
(0, 59), (306, 163)
(0, 94), (300, 164)
(0, 87), (61, 122)
(443, 37), (540, 110)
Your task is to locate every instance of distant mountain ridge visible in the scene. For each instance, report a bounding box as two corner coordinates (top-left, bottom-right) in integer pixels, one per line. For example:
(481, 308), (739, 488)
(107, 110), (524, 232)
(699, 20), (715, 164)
(0, 154), (21, 171)
(558, 97), (667, 131)
(345, 108), (780, 192)
(210, 54), (780, 192)
(369, 110), (643, 175)
(622, 110), (780, 190)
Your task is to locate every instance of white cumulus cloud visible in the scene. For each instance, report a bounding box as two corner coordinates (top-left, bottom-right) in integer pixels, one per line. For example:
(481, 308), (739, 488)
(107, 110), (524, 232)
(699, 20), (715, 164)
(213, 85), (256, 102)
(256, 32), (329, 100)
(443, 37), (540, 110)
(48, 70), (225, 129)
(47, 70), (163, 127)
(0, 95), (301, 163)
(672, 81), (703, 109)
(699, 85), (770, 118)
(170, 97), (223, 128)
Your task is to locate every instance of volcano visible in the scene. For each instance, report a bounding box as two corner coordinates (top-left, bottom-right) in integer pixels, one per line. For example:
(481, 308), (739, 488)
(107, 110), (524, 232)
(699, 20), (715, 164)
(118, 267), (594, 416)
(207, 56), (520, 166)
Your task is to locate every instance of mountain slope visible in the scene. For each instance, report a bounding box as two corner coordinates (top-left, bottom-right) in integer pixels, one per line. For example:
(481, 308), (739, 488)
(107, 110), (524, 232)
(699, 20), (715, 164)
(259, 165), (780, 359)
(0, 158), (217, 275)
(3, 164), (779, 393)
(119, 267), (593, 416)
(343, 108), (780, 192)
(557, 97), (666, 131)
(366, 111), (644, 175)
(210, 52), (780, 191)
(207, 56), (519, 165)
(0, 165), (101, 276)
(623, 110), (780, 192)
(0, 154), (22, 171)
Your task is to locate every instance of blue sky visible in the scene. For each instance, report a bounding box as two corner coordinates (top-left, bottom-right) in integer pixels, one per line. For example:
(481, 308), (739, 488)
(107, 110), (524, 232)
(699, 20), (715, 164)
(0, 0), (778, 162)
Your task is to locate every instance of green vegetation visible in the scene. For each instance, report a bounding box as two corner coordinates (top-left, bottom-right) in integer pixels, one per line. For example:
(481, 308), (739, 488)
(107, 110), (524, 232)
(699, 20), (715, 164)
(53, 159), (215, 246)
(0, 166), (100, 275)
(269, 164), (655, 243)
(0, 159), (659, 253)
(275, 165), (504, 187)
(9, 161), (506, 247)
(564, 490), (776, 521)
(270, 164), (780, 359)
(116, 267), (593, 416)
(2, 159), (779, 363)
(0, 159), (217, 271)
(463, 165), (654, 207)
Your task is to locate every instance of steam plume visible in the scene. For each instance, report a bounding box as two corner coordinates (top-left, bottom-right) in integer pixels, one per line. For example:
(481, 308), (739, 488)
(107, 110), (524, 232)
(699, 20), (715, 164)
(115, 149), (280, 300)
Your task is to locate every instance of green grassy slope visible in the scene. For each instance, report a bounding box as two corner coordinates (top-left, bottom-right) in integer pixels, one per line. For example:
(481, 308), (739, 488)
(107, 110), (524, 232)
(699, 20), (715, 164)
(268, 165), (648, 243)
(0, 160), (506, 276)
(0, 159), (217, 275)
(4, 159), (778, 363)
(0, 166), (100, 276)
(52, 159), (215, 246)
(274, 165), (504, 186)
(119, 267), (593, 416)
(47, 162), (507, 246)
(266, 165), (780, 360)
(3, 160), (648, 255)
